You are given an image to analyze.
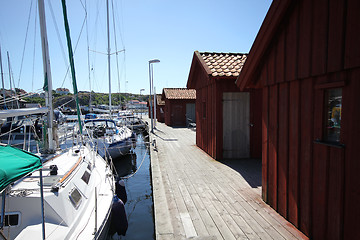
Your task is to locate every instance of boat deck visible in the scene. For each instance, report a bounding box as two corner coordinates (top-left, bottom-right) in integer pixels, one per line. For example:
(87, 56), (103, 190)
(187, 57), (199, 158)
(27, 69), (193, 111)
(149, 120), (308, 240)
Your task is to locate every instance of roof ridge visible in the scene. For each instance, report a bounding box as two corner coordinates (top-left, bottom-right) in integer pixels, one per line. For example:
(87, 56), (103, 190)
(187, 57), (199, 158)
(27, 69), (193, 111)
(199, 51), (248, 56)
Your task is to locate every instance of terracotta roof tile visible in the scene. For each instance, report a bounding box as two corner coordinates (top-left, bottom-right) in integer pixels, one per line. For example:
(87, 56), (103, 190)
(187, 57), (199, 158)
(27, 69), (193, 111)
(163, 88), (196, 100)
(199, 52), (247, 78)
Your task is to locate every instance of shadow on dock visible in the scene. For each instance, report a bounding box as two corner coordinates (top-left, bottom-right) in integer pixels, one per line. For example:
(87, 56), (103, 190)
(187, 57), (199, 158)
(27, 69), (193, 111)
(153, 132), (178, 142)
(219, 158), (262, 189)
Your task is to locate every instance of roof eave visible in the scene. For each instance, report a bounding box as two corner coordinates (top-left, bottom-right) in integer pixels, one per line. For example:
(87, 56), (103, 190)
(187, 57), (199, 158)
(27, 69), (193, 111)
(187, 51), (213, 89)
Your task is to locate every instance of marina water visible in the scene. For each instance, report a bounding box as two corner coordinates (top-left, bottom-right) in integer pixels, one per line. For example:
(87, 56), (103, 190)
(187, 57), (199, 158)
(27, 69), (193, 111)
(108, 132), (155, 239)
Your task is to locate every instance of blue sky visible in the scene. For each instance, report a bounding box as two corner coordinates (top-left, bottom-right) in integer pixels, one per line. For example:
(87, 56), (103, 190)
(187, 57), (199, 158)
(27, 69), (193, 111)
(0, 0), (271, 95)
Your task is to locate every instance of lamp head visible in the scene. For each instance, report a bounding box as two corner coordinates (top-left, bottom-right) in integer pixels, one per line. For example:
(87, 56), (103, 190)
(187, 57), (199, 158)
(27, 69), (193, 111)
(149, 59), (160, 64)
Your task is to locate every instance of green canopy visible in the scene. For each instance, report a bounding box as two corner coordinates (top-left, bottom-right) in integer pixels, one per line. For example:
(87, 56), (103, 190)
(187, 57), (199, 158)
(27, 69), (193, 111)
(0, 145), (42, 192)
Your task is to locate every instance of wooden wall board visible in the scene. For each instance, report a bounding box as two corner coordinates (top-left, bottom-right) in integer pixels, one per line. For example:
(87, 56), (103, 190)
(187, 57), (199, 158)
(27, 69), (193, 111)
(327, 0), (345, 72)
(277, 82), (289, 217)
(345, 0), (360, 69)
(311, 0), (328, 76)
(285, 5), (298, 82)
(326, 147), (344, 240)
(299, 78), (314, 236)
(297, 0), (312, 79)
(262, 87), (269, 202)
(312, 144), (329, 239)
(268, 85), (278, 210)
(288, 80), (300, 227)
(343, 69), (360, 240)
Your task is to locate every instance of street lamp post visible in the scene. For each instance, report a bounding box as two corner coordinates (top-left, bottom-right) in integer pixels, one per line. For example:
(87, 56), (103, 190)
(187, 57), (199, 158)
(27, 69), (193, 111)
(154, 86), (157, 128)
(148, 59), (160, 133)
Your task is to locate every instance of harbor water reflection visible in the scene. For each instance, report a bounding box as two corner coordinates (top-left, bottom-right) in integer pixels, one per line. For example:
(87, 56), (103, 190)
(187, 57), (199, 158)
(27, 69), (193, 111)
(108, 132), (155, 239)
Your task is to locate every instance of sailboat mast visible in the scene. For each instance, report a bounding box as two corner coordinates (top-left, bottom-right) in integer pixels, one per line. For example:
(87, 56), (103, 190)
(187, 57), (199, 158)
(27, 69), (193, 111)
(7, 52), (19, 109)
(107, 0), (112, 115)
(0, 46), (6, 108)
(38, 0), (55, 152)
(7, 52), (13, 109)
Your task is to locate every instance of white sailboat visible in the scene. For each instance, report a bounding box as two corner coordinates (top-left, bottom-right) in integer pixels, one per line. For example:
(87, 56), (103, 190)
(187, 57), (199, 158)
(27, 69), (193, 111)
(0, 144), (114, 240)
(0, 0), (126, 239)
(82, 0), (134, 160)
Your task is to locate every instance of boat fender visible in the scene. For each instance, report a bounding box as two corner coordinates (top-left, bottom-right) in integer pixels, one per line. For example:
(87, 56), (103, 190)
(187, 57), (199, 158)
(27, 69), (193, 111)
(115, 179), (127, 204)
(110, 196), (128, 236)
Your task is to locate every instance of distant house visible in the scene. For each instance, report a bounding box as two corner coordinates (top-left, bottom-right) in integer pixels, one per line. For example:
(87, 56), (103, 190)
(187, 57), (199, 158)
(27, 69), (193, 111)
(161, 88), (196, 127)
(55, 88), (70, 95)
(138, 101), (147, 110)
(127, 99), (147, 110)
(187, 51), (262, 160)
(236, 0), (360, 239)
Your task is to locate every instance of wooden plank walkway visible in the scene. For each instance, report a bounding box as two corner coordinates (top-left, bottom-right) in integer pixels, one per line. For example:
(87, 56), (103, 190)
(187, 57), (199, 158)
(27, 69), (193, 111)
(149, 120), (308, 240)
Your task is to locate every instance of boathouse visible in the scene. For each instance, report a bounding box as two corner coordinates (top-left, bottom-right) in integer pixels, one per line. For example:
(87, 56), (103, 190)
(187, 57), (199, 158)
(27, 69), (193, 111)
(187, 51), (262, 160)
(236, 0), (360, 239)
(161, 88), (196, 127)
(156, 94), (165, 123)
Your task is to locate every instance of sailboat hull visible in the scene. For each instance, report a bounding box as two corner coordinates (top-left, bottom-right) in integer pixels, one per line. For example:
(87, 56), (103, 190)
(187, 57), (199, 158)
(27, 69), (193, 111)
(0, 146), (115, 240)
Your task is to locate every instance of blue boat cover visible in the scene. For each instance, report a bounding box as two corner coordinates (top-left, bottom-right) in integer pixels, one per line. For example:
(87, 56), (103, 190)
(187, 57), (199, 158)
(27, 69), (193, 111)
(0, 145), (42, 192)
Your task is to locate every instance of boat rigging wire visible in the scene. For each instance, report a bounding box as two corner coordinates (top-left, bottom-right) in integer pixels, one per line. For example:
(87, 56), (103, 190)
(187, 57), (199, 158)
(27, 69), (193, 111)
(47, 0), (70, 79)
(111, 0), (122, 106)
(17, 0), (34, 87)
(58, 9), (88, 91)
(85, 0), (92, 109)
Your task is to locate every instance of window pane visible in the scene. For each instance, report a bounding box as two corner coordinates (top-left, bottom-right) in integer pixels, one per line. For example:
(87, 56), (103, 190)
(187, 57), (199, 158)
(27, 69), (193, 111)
(324, 88), (342, 142)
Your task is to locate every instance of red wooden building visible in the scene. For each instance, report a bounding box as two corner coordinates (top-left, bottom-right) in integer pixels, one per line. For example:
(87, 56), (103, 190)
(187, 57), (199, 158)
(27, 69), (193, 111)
(156, 94), (165, 123)
(161, 88), (196, 127)
(187, 51), (262, 160)
(236, 0), (360, 239)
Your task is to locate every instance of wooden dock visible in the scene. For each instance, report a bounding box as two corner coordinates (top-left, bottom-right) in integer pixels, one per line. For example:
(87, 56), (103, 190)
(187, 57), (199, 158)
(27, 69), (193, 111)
(149, 120), (308, 240)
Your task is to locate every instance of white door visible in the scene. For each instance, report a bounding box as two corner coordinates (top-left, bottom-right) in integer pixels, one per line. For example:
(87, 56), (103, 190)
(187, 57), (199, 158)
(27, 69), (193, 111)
(223, 92), (250, 159)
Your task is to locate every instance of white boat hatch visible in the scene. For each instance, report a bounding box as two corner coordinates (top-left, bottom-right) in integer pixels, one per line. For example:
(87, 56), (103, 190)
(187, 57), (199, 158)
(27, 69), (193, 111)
(69, 188), (82, 209)
(43, 175), (62, 187)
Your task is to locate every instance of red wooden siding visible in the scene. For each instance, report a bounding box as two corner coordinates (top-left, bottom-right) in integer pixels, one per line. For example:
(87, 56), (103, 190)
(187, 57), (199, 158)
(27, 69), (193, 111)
(156, 105), (165, 122)
(268, 85), (278, 210)
(237, 0), (360, 239)
(345, 0), (360, 68)
(297, 0), (312, 79)
(299, 78), (313, 236)
(261, 87), (269, 202)
(343, 69), (360, 240)
(288, 80), (300, 227)
(250, 89), (262, 158)
(277, 83), (288, 218)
